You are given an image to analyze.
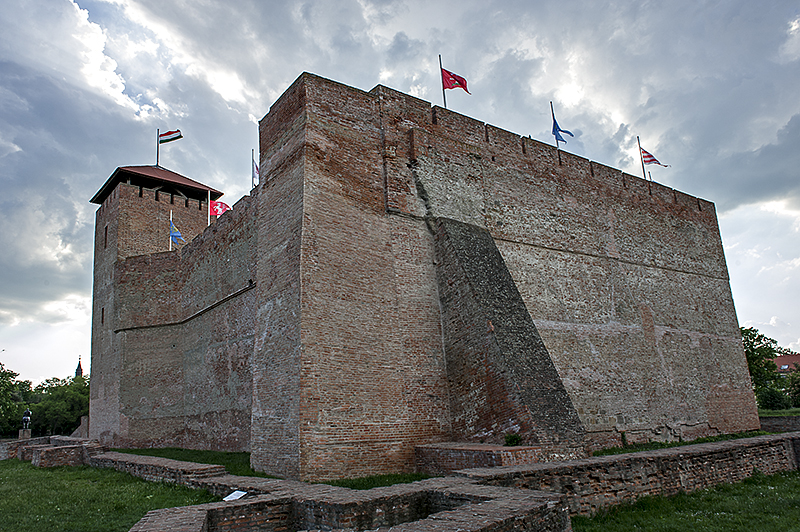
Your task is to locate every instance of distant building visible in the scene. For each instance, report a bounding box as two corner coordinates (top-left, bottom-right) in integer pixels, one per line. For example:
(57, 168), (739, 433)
(88, 72), (760, 481)
(773, 354), (800, 374)
(75, 358), (83, 378)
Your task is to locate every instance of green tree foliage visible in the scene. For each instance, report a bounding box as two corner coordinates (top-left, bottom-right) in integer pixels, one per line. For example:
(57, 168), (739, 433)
(0, 366), (89, 437)
(31, 375), (89, 436)
(740, 327), (781, 393)
(757, 386), (792, 411)
(0, 363), (19, 434)
(786, 369), (800, 408)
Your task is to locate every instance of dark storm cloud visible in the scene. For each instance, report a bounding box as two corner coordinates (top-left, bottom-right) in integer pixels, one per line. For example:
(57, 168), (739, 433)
(3, 0), (800, 378)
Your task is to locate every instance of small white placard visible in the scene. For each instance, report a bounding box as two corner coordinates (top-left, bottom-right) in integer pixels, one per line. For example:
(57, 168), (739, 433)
(223, 490), (247, 501)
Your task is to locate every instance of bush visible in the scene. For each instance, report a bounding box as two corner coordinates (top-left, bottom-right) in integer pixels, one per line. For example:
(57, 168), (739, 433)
(787, 371), (800, 408)
(757, 387), (792, 411)
(504, 433), (522, 446)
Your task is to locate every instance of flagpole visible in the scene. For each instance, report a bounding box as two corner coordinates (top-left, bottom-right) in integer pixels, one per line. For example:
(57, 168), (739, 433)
(156, 128), (160, 166)
(550, 102), (559, 149)
(439, 55), (447, 109)
(207, 190), (211, 226)
(637, 136), (648, 181)
(169, 209), (173, 251)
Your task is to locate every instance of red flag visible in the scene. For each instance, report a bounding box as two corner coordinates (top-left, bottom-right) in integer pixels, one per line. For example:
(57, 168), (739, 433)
(210, 200), (231, 216)
(441, 68), (470, 94)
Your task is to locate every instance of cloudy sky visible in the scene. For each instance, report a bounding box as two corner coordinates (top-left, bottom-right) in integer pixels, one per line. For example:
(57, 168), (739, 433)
(1, 0), (800, 384)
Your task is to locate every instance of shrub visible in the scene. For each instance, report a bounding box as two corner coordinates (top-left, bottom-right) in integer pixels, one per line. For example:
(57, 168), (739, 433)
(757, 386), (791, 411)
(504, 433), (522, 446)
(786, 371), (800, 408)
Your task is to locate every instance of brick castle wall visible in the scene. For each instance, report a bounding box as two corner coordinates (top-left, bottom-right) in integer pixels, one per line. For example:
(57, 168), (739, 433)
(90, 72), (757, 480)
(91, 182), (254, 451)
(434, 217), (585, 456)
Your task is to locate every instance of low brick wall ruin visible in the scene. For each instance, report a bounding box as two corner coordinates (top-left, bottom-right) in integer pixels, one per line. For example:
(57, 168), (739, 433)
(3, 432), (800, 530)
(459, 432), (800, 515)
(759, 415), (800, 433)
(416, 442), (547, 475)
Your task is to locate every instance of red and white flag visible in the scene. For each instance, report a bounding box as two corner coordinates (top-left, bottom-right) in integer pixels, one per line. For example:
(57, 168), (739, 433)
(640, 147), (669, 167)
(441, 68), (470, 94)
(210, 200), (231, 216)
(158, 129), (183, 144)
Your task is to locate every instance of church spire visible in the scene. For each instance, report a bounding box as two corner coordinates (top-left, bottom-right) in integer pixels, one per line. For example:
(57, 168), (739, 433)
(75, 356), (83, 378)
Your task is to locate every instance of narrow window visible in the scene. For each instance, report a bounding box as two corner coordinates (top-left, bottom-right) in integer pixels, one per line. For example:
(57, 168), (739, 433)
(139, 186), (143, 197)
(104, 225), (108, 248)
(170, 193), (174, 205)
(155, 190), (159, 201)
(185, 198), (189, 208)
(101, 307), (105, 325)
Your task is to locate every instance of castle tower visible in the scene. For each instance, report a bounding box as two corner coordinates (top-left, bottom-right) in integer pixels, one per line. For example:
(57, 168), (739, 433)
(88, 166), (221, 445)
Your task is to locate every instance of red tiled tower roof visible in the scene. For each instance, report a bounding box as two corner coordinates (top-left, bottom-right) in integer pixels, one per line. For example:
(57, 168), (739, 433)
(90, 165), (222, 205)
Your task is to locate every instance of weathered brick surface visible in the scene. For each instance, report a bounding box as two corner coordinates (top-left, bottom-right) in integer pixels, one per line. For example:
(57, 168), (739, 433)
(759, 416), (800, 433)
(43, 433), (791, 531)
(31, 444), (84, 467)
(434, 218), (585, 455)
(415, 442), (547, 475)
(460, 432), (800, 515)
(91, 185), (255, 451)
(91, 451), (227, 483)
(0, 436), (49, 459)
(90, 72), (757, 481)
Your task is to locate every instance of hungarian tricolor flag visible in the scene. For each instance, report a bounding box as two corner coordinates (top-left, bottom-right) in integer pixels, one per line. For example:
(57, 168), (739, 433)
(159, 129), (183, 144)
(441, 68), (470, 94)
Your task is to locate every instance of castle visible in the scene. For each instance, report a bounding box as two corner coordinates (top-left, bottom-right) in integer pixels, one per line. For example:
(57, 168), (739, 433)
(89, 72), (759, 481)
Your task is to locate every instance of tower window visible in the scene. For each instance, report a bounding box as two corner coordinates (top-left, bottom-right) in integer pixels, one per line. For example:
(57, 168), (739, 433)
(104, 225), (108, 248)
(101, 307), (105, 325)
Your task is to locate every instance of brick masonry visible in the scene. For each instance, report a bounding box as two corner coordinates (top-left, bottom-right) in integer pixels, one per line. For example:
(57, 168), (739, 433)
(90, 72), (758, 481)
(460, 432), (800, 515)
(759, 416), (800, 433)
(6, 433), (800, 530)
(434, 218), (585, 455)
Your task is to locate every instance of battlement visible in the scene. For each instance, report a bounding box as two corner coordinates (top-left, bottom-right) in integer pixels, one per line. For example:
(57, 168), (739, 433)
(261, 73), (714, 219)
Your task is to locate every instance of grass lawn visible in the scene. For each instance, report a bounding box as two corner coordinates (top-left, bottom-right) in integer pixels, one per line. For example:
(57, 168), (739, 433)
(592, 430), (769, 457)
(572, 470), (800, 532)
(0, 459), (219, 532)
(115, 447), (274, 478)
(759, 407), (800, 417)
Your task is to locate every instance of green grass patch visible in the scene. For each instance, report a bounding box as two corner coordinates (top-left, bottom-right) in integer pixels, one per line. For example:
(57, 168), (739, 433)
(758, 407), (800, 417)
(114, 447), (276, 478)
(0, 459), (219, 532)
(572, 470), (800, 532)
(319, 472), (432, 490)
(592, 430), (769, 457)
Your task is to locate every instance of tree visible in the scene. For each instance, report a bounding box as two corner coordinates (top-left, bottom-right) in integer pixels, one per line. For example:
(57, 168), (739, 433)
(787, 367), (800, 408)
(0, 363), (20, 434)
(31, 375), (90, 436)
(740, 327), (781, 393)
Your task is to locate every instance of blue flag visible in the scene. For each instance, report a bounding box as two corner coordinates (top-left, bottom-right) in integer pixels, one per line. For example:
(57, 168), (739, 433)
(552, 116), (574, 144)
(170, 220), (185, 244)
